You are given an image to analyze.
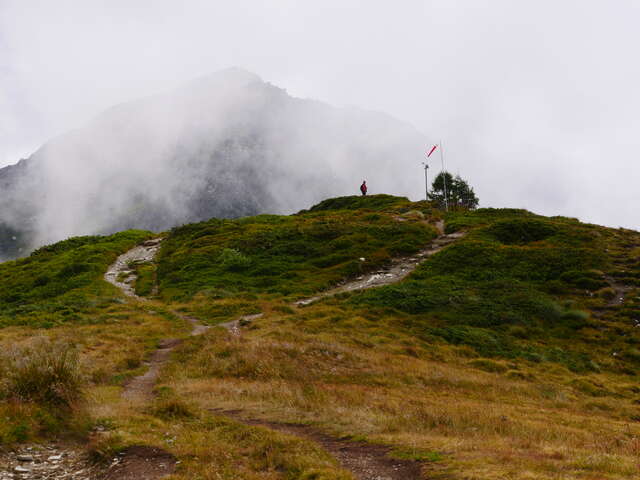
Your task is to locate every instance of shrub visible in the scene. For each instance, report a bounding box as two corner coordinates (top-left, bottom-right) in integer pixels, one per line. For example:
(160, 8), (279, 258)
(149, 395), (196, 419)
(1, 338), (84, 408)
(486, 219), (558, 245)
(218, 248), (252, 271)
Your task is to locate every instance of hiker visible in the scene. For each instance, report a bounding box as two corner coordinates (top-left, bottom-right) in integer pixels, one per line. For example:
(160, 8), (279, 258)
(360, 180), (367, 196)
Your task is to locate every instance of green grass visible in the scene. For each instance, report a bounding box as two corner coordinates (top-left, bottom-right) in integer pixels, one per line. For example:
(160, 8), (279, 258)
(302, 194), (414, 213)
(157, 196), (438, 301)
(0, 230), (152, 327)
(348, 208), (640, 373)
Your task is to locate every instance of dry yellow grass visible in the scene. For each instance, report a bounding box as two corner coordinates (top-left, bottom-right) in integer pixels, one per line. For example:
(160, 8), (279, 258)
(156, 310), (640, 480)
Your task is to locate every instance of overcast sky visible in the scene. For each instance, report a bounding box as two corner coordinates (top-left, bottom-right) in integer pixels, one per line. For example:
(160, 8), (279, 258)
(1, 0), (638, 229)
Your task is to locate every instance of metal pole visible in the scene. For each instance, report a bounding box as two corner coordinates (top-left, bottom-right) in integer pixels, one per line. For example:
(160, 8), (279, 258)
(440, 139), (448, 211)
(422, 162), (429, 201)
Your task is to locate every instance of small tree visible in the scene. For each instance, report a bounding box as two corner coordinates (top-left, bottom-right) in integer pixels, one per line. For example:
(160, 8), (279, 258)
(428, 171), (479, 210)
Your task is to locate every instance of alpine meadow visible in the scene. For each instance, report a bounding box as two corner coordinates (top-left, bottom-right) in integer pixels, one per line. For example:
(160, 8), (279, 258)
(0, 193), (639, 479)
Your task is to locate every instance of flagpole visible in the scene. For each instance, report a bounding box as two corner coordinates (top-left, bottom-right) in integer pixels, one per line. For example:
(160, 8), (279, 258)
(440, 139), (449, 211)
(422, 162), (429, 201)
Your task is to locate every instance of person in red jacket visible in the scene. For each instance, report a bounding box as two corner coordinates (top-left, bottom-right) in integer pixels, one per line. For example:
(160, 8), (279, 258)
(360, 180), (367, 196)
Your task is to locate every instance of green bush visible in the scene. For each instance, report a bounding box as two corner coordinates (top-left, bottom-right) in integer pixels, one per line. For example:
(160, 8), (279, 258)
(218, 248), (252, 271)
(486, 219), (558, 245)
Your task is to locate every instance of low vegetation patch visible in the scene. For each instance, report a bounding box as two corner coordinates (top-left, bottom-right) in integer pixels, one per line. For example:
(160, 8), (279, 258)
(0, 230), (152, 327)
(157, 195), (438, 300)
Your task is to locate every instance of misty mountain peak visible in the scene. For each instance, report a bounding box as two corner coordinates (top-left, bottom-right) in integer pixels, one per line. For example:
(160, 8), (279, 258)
(0, 70), (427, 260)
(188, 67), (263, 91)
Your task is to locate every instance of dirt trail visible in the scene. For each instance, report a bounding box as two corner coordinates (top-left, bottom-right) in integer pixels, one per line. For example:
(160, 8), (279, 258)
(104, 239), (163, 299)
(121, 311), (212, 401)
(100, 229), (464, 479)
(295, 225), (464, 306)
(214, 410), (424, 480)
(102, 237), (213, 399)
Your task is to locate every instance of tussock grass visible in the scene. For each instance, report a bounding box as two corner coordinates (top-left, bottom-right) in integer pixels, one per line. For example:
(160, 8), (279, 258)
(1, 337), (83, 407)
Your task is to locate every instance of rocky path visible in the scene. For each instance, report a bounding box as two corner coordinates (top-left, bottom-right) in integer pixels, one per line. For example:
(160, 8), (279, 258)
(0, 445), (102, 480)
(104, 239), (163, 299)
(295, 227), (464, 306)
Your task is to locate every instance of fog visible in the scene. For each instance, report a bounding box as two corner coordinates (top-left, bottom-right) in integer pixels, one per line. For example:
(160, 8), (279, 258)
(1, 0), (639, 232)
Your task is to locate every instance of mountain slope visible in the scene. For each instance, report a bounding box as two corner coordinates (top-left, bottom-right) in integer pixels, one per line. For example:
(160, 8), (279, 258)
(1, 196), (640, 479)
(0, 68), (427, 260)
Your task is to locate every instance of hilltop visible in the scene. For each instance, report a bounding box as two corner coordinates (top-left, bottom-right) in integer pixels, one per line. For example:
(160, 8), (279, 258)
(0, 195), (639, 480)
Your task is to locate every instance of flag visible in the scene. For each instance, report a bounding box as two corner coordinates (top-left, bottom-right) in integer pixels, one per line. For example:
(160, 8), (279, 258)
(427, 145), (438, 157)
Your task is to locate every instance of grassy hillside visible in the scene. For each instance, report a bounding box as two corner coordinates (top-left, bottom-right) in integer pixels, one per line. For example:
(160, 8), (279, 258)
(0, 230), (152, 327)
(1, 194), (640, 479)
(0, 229), (191, 444)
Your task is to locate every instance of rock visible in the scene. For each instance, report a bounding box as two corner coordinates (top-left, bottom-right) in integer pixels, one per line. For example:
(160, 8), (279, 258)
(14, 466), (29, 473)
(16, 455), (33, 462)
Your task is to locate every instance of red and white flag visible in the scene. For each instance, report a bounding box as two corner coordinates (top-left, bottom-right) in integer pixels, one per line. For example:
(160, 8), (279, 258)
(427, 145), (438, 158)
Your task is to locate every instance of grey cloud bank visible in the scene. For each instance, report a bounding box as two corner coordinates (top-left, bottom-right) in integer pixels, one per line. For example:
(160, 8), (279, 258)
(0, 0), (638, 233)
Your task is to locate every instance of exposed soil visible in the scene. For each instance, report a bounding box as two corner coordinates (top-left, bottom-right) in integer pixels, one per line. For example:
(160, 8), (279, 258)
(295, 226), (464, 306)
(213, 410), (425, 480)
(120, 312), (215, 399)
(100, 446), (176, 480)
(122, 339), (182, 401)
